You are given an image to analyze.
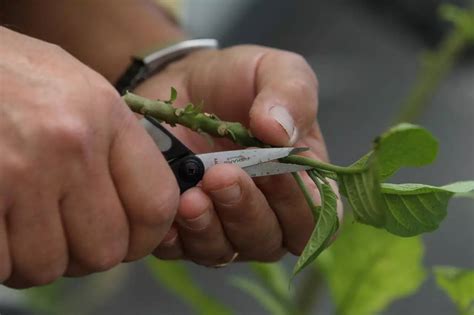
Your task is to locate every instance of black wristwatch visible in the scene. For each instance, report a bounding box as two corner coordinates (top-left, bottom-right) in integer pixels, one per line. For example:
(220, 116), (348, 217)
(115, 38), (219, 95)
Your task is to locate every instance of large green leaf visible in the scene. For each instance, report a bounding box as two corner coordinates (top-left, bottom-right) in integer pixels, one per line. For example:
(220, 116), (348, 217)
(434, 266), (474, 315)
(318, 215), (426, 315)
(337, 124), (472, 237)
(381, 181), (474, 236)
(337, 123), (438, 228)
(374, 123), (438, 180)
(146, 258), (234, 315)
(338, 161), (385, 227)
(293, 183), (339, 276)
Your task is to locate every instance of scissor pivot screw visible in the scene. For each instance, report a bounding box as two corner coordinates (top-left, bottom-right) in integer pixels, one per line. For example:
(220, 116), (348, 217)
(178, 157), (205, 183)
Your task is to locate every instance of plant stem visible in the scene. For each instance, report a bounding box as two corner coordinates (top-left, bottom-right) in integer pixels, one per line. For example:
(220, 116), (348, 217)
(123, 92), (265, 147)
(282, 155), (367, 174)
(394, 7), (473, 124)
(292, 172), (319, 216)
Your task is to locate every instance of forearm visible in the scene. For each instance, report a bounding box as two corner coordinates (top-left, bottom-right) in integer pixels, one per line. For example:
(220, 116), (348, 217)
(2, 0), (185, 82)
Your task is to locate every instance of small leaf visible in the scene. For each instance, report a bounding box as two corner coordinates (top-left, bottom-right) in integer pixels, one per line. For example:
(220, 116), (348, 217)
(293, 183), (339, 276)
(146, 258), (234, 315)
(434, 266), (474, 315)
(374, 123), (438, 180)
(230, 277), (290, 315)
(184, 103), (196, 113)
(318, 215), (426, 315)
(381, 181), (474, 236)
(166, 87), (178, 103)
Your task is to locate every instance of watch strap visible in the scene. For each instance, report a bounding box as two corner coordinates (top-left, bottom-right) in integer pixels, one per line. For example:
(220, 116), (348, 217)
(115, 38), (218, 95)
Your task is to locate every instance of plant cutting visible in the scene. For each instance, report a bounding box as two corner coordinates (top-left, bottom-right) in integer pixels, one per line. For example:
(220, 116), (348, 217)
(123, 89), (474, 277)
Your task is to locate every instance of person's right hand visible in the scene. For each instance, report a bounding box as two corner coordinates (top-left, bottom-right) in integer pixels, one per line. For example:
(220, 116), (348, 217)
(0, 27), (179, 288)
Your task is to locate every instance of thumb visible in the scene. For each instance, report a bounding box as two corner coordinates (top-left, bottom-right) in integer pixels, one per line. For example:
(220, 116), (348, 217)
(248, 51), (318, 146)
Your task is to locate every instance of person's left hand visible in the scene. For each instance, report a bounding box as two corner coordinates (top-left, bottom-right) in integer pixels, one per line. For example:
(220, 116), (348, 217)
(134, 45), (341, 267)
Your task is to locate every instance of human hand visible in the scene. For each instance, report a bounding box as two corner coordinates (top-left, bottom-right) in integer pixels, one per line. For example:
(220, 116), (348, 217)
(0, 27), (179, 288)
(134, 45), (342, 266)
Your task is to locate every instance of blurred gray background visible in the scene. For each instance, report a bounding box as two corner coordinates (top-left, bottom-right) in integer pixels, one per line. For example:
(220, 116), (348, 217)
(1, 0), (473, 314)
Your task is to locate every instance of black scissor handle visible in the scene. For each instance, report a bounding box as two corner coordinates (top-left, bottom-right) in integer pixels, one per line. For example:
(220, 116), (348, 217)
(169, 155), (205, 193)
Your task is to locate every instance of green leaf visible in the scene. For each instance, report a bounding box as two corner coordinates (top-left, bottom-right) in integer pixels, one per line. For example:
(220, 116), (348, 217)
(434, 266), (474, 315)
(374, 123), (439, 180)
(337, 124), (472, 237)
(166, 87), (178, 103)
(381, 181), (474, 236)
(338, 158), (385, 227)
(146, 258), (234, 315)
(318, 215), (426, 315)
(230, 277), (290, 315)
(249, 262), (293, 305)
(293, 183), (339, 276)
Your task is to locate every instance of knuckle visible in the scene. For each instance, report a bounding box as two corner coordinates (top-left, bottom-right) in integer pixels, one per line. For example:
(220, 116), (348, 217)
(260, 250), (286, 262)
(20, 246), (68, 286)
(283, 51), (318, 86)
(19, 261), (65, 287)
(287, 242), (305, 256)
(135, 185), (179, 229)
(81, 245), (125, 272)
(41, 117), (91, 156)
(257, 238), (284, 260)
(95, 83), (122, 112)
(286, 234), (312, 256)
(1, 154), (32, 183)
(284, 77), (316, 98)
(26, 268), (63, 287)
(286, 51), (313, 72)
(285, 51), (307, 64)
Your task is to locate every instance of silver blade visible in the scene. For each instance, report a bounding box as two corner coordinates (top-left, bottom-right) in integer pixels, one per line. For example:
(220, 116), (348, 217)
(140, 118), (172, 152)
(243, 161), (313, 177)
(196, 147), (309, 170)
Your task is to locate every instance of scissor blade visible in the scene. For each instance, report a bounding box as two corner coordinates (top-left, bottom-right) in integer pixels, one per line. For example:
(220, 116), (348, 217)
(196, 147), (309, 170)
(141, 116), (193, 161)
(243, 161), (312, 177)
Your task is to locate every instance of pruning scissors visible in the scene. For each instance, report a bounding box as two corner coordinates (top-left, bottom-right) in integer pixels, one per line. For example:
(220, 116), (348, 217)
(141, 116), (312, 193)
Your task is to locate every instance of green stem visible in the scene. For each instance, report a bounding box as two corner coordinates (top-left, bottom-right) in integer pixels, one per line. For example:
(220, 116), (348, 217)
(394, 9), (472, 124)
(124, 92), (364, 175)
(292, 172), (319, 214)
(283, 155), (367, 174)
(123, 92), (265, 147)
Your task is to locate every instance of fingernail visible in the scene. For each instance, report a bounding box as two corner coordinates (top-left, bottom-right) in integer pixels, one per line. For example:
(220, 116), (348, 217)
(183, 211), (211, 231)
(269, 105), (298, 145)
(210, 183), (242, 205)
